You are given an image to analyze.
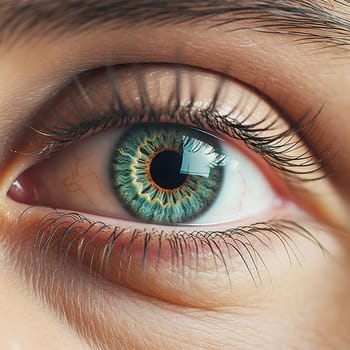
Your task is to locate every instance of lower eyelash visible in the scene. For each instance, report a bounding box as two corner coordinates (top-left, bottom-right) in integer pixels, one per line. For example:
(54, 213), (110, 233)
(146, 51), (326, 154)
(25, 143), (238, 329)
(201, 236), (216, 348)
(30, 210), (325, 286)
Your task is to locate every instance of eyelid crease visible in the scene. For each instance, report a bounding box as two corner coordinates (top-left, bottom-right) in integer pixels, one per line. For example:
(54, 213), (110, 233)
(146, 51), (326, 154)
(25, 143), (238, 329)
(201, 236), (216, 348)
(16, 64), (332, 186)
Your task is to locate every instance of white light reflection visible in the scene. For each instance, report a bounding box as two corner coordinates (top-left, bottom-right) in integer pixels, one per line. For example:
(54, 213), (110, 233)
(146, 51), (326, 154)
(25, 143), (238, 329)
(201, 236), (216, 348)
(180, 136), (234, 177)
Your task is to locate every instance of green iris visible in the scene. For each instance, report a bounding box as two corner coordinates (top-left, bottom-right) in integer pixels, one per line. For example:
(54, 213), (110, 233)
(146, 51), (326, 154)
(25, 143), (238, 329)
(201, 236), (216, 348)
(110, 123), (225, 225)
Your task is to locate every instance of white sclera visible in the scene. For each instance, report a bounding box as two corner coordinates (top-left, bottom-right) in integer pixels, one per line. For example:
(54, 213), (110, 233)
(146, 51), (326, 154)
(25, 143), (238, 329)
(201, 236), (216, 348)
(189, 140), (280, 225)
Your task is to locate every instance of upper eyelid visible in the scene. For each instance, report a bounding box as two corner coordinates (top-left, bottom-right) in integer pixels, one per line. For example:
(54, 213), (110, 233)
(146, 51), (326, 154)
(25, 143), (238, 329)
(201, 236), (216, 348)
(15, 64), (331, 186)
(1, 1), (350, 51)
(0, 18), (339, 171)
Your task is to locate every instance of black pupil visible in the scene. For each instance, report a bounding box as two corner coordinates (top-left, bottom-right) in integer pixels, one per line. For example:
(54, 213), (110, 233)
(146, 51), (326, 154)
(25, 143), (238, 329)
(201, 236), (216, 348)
(150, 150), (187, 190)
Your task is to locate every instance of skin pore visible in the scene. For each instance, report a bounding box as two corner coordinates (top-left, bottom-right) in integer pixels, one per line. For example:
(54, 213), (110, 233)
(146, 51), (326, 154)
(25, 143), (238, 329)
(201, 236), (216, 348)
(0, 1), (350, 349)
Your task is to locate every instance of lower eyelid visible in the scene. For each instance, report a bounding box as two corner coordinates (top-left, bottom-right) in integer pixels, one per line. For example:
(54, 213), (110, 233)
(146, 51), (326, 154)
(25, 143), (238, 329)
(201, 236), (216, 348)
(7, 202), (325, 308)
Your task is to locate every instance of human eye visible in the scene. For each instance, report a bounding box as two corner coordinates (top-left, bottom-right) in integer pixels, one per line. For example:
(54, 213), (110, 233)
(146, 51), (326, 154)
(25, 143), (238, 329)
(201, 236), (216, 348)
(6, 63), (328, 308)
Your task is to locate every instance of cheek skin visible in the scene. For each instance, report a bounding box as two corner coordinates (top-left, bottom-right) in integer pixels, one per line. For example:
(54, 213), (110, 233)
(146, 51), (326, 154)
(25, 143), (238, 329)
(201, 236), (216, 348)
(0, 244), (89, 350)
(0, 201), (350, 350)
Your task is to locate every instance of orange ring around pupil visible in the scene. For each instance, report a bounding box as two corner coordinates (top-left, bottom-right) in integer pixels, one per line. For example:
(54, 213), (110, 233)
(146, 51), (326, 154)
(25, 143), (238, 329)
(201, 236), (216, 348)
(145, 148), (189, 193)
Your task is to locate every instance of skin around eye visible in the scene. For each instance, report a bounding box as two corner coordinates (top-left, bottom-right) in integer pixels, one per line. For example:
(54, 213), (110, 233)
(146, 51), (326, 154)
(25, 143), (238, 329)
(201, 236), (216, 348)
(0, 6), (349, 349)
(5, 64), (327, 308)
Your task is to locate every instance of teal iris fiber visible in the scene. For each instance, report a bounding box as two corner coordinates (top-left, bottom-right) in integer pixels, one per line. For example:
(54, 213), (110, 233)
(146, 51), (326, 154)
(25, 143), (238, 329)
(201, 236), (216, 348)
(110, 123), (224, 225)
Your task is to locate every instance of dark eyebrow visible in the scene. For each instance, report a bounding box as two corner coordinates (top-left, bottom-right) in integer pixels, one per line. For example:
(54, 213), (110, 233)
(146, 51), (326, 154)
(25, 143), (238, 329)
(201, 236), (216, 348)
(1, 0), (350, 49)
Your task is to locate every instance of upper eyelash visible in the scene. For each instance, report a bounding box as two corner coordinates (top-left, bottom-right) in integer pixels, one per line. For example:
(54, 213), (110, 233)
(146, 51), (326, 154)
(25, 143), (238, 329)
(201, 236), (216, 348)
(31, 210), (326, 287)
(21, 64), (331, 184)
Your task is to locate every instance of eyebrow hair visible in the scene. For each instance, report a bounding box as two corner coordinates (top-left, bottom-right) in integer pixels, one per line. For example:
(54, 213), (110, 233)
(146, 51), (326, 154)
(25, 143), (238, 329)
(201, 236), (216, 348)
(1, 0), (350, 49)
